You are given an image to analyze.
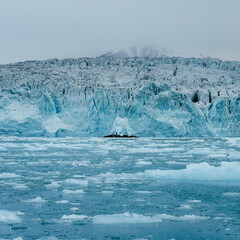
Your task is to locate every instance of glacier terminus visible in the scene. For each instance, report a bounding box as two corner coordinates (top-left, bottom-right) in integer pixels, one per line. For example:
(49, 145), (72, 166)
(0, 56), (240, 137)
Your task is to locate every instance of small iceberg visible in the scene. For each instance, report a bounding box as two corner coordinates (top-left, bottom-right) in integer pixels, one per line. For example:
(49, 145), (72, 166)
(104, 117), (137, 138)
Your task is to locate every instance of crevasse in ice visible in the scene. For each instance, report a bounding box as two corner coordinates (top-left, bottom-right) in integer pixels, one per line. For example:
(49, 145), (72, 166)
(0, 56), (239, 137)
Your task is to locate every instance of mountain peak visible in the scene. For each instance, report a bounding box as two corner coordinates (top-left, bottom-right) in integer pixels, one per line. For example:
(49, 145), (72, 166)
(99, 46), (169, 58)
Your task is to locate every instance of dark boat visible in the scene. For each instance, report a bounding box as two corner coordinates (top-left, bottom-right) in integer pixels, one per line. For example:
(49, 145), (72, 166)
(104, 134), (138, 138)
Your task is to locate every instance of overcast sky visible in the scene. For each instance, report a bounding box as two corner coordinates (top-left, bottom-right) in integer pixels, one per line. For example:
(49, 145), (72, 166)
(0, 0), (240, 64)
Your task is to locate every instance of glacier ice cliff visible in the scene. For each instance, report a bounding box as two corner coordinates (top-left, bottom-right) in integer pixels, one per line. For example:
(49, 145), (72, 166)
(0, 57), (240, 137)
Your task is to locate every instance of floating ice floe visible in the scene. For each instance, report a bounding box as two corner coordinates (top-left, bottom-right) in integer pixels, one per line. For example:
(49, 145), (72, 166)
(61, 214), (87, 222)
(228, 153), (240, 160)
(23, 196), (46, 203)
(144, 162), (240, 180)
(225, 138), (240, 147)
(222, 192), (240, 196)
(45, 181), (60, 189)
(12, 184), (29, 190)
(70, 207), (79, 212)
(62, 189), (85, 195)
(135, 160), (152, 166)
(95, 161), (240, 182)
(0, 173), (21, 178)
(188, 200), (202, 203)
(0, 209), (21, 223)
(64, 179), (88, 186)
(55, 200), (69, 204)
(178, 204), (192, 209)
(134, 191), (151, 194)
(93, 212), (209, 224)
(101, 190), (113, 194)
(36, 237), (59, 240)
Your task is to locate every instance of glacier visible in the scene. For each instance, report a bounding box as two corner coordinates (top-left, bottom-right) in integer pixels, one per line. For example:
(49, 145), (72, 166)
(0, 56), (240, 137)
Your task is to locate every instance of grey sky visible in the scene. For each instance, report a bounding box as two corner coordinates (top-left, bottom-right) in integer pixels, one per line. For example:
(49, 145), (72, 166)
(0, 0), (240, 64)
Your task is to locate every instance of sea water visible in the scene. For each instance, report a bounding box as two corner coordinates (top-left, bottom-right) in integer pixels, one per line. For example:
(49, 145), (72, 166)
(0, 137), (240, 240)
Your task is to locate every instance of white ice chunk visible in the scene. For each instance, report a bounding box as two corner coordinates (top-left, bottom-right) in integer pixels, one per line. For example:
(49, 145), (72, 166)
(70, 207), (79, 211)
(61, 214), (87, 221)
(0, 173), (21, 178)
(223, 192), (240, 196)
(55, 200), (69, 204)
(135, 161), (152, 166)
(188, 200), (201, 203)
(97, 162), (240, 182)
(226, 138), (240, 147)
(71, 161), (90, 167)
(36, 237), (59, 240)
(158, 214), (208, 221)
(134, 191), (151, 194)
(93, 212), (162, 224)
(45, 181), (60, 189)
(144, 162), (240, 180)
(0, 209), (21, 223)
(110, 117), (132, 136)
(228, 153), (240, 160)
(64, 179), (88, 186)
(178, 204), (192, 209)
(62, 189), (85, 195)
(23, 196), (46, 203)
(16, 211), (24, 216)
(101, 190), (113, 194)
(93, 212), (208, 224)
(13, 184), (28, 190)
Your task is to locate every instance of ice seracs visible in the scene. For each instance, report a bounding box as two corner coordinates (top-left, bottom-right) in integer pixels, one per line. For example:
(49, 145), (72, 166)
(0, 56), (240, 137)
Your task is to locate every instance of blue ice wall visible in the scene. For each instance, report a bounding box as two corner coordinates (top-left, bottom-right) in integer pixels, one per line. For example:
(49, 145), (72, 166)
(0, 57), (239, 137)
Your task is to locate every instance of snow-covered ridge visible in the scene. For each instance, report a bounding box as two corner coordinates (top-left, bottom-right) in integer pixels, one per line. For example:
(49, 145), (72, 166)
(99, 46), (168, 58)
(0, 56), (240, 137)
